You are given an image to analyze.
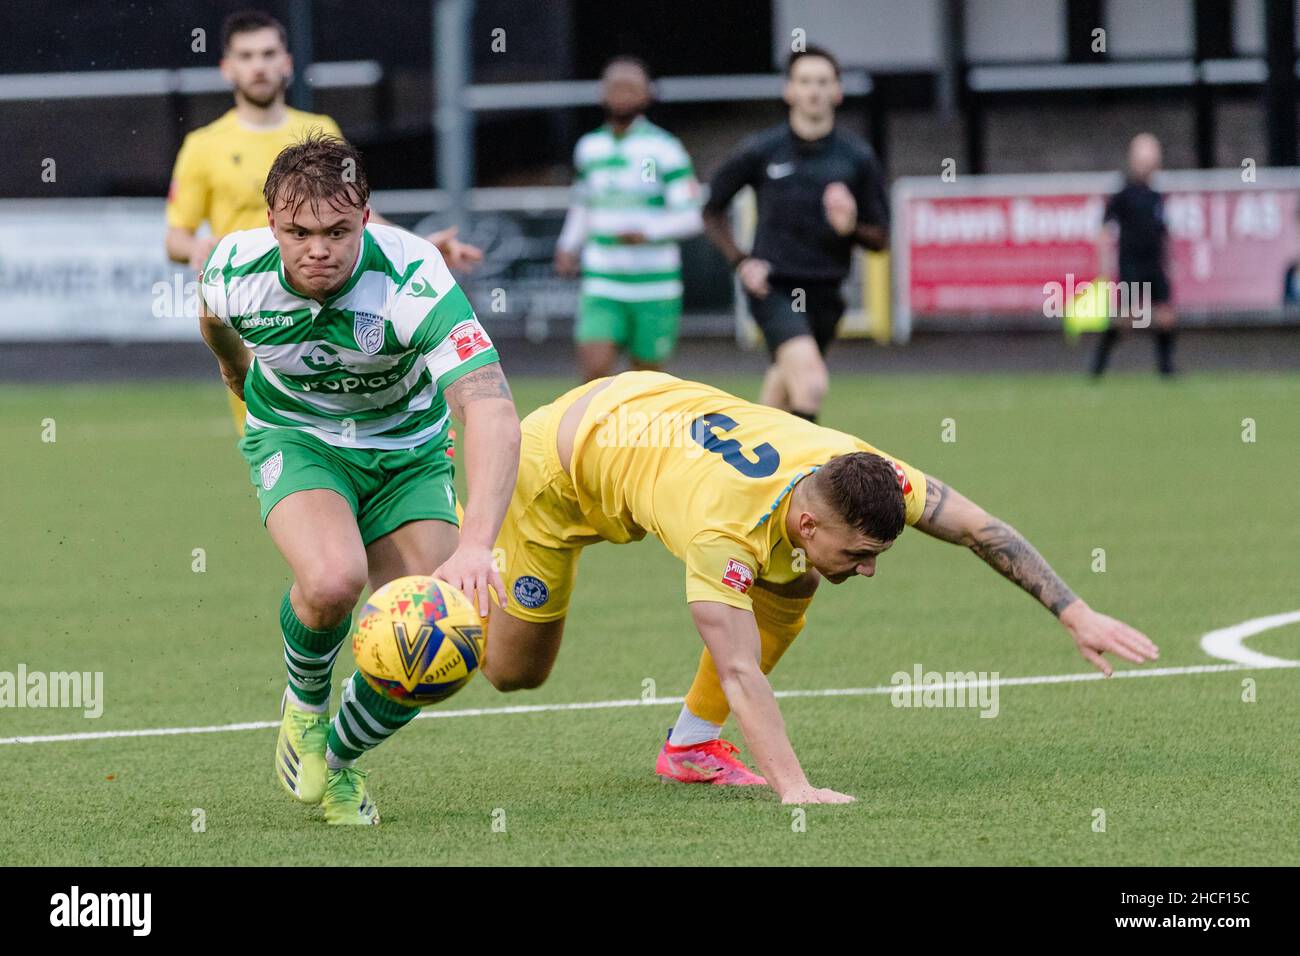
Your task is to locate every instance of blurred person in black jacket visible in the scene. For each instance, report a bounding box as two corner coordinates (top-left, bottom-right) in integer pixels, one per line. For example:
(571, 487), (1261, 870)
(1091, 133), (1177, 378)
(703, 46), (888, 422)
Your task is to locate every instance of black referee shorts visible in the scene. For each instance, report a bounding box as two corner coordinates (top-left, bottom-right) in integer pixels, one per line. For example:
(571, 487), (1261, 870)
(746, 280), (846, 358)
(1120, 270), (1171, 307)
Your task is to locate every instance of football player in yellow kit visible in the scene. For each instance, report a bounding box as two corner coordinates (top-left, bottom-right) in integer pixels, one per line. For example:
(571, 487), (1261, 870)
(165, 10), (481, 433)
(480, 371), (1159, 805)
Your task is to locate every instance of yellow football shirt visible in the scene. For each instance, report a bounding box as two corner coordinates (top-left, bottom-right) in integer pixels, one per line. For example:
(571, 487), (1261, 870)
(165, 107), (344, 236)
(568, 372), (928, 611)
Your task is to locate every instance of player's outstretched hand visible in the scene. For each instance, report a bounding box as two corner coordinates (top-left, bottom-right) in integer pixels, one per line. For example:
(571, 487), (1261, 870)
(427, 226), (484, 272)
(1060, 600), (1159, 677)
(433, 544), (507, 619)
(781, 786), (856, 805)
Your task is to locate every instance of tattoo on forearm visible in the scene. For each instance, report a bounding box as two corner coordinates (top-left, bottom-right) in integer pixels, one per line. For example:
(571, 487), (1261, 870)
(967, 519), (1078, 616)
(449, 365), (513, 405)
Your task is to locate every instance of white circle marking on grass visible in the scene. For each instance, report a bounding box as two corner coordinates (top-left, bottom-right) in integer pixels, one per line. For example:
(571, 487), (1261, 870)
(1199, 610), (1300, 667)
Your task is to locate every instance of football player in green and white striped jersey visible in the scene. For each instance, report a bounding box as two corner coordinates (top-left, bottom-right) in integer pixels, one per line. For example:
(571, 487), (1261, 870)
(199, 132), (520, 825)
(554, 56), (703, 381)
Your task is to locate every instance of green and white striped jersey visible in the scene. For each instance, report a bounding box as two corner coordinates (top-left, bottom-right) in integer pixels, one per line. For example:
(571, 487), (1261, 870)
(200, 223), (498, 450)
(562, 116), (702, 302)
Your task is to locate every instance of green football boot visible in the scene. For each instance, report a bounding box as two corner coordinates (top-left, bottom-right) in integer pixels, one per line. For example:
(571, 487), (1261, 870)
(322, 767), (380, 825)
(275, 688), (330, 805)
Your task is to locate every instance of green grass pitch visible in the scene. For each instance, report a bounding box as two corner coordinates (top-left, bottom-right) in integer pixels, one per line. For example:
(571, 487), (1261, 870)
(2, 369), (1298, 865)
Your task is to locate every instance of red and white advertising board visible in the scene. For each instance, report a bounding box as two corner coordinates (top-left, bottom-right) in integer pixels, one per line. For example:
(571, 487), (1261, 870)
(892, 169), (1300, 340)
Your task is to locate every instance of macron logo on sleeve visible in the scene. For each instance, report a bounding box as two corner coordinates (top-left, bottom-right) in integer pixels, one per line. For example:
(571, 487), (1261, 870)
(450, 320), (492, 360)
(722, 559), (755, 594)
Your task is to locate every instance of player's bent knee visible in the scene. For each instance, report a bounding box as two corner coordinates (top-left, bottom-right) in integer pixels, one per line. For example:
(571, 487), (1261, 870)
(481, 611), (564, 692)
(480, 651), (553, 692)
(776, 341), (829, 410)
(482, 667), (549, 693)
(297, 567), (368, 623)
(789, 364), (828, 408)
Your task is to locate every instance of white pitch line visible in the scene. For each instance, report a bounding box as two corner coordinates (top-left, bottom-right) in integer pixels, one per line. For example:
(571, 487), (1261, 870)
(3, 659), (1296, 747)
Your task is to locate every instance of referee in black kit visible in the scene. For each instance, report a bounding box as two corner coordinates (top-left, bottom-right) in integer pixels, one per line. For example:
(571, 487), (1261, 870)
(1091, 133), (1177, 378)
(703, 46), (888, 423)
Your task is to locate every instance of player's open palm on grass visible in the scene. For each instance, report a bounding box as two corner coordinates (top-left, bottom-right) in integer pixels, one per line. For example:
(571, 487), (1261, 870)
(782, 785), (855, 805)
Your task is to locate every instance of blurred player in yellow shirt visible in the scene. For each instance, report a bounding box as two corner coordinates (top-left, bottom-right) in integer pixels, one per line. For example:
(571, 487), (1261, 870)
(164, 28), (340, 260)
(480, 371), (1159, 804)
(166, 10), (481, 432)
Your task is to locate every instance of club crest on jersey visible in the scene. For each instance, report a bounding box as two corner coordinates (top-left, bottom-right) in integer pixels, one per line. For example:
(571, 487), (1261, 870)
(353, 311), (385, 355)
(889, 460), (912, 495)
(260, 451), (283, 491)
(449, 320), (492, 361)
(722, 559), (754, 594)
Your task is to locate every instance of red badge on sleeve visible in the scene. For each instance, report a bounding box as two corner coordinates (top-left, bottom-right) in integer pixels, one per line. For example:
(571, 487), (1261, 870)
(722, 559), (755, 594)
(889, 460), (912, 495)
(450, 320), (492, 361)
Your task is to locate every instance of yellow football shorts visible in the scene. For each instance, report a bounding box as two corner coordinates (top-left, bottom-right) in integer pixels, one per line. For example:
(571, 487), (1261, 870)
(496, 381), (608, 623)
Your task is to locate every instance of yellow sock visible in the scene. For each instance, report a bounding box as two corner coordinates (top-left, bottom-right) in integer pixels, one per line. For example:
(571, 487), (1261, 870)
(683, 587), (812, 725)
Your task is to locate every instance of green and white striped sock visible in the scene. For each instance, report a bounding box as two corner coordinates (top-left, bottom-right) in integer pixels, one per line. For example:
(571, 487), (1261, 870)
(326, 671), (420, 768)
(280, 591), (350, 711)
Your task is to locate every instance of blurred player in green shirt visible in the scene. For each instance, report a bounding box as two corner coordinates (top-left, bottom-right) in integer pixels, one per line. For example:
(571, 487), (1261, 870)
(554, 57), (703, 380)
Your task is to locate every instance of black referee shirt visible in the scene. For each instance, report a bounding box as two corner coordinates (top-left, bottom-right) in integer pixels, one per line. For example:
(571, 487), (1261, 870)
(705, 121), (888, 283)
(1105, 180), (1167, 280)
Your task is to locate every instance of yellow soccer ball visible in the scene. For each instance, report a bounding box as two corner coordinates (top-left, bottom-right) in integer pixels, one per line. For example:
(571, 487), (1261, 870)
(353, 575), (486, 707)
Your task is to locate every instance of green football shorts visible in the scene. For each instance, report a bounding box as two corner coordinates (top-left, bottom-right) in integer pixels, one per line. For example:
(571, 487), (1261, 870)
(575, 294), (682, 363)
(238, 427), (458, 545)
